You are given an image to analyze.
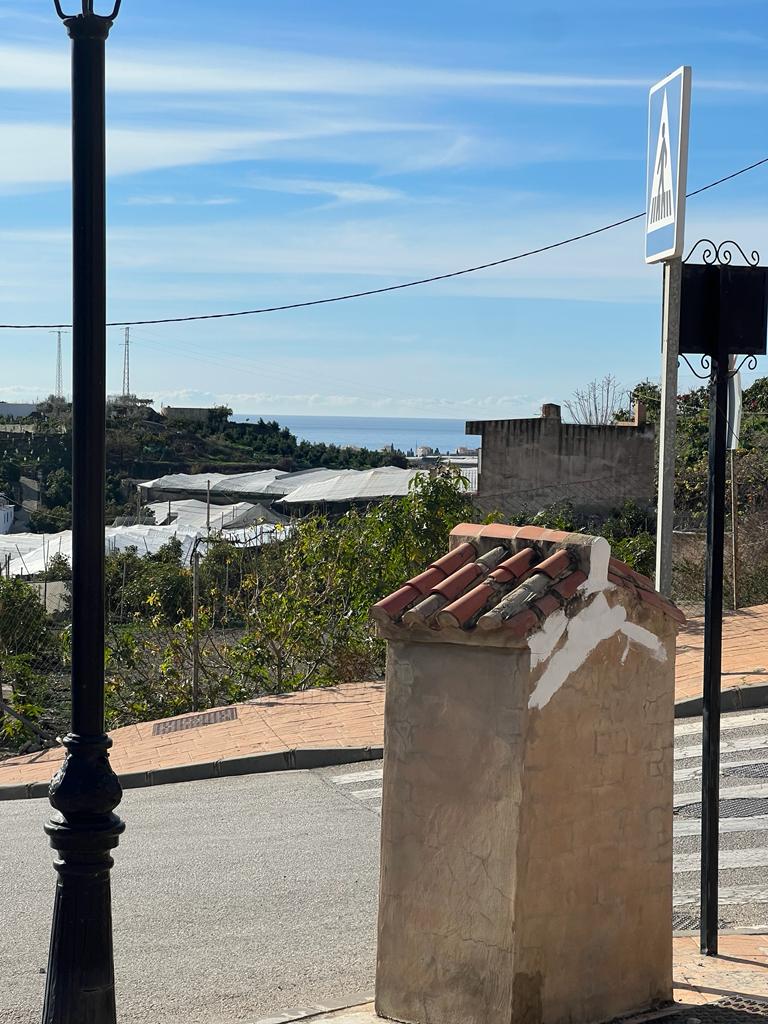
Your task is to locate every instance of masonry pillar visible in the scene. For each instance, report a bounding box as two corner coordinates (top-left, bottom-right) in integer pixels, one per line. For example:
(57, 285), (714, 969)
(372, 524), (683, 1024)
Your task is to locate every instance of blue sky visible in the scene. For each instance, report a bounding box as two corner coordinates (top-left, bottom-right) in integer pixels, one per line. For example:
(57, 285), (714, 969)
(1, 0), (767, 418)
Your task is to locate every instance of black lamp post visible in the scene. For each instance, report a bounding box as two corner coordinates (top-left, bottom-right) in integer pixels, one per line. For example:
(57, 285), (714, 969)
(44, 3), (123, 1022)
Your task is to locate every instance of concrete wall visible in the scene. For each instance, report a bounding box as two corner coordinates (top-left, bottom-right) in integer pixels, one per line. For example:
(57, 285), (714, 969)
(376, 587), (676, 1024)
(467, 406), (655, 517)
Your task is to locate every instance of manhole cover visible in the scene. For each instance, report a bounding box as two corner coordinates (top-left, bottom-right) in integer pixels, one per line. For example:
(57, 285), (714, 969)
(722, 763), (768, 780)
(153, 707), (237, 736)
(675, 797), (768, 818)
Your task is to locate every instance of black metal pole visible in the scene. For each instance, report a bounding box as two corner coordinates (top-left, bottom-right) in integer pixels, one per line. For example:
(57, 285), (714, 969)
(700, 333), (729, 956)
(43, 4), (123, 1023)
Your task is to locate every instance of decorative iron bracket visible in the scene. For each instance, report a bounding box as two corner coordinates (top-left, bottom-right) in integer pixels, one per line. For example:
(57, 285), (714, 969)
(679, 354), (712, 380)
(684, 238), (760, 267)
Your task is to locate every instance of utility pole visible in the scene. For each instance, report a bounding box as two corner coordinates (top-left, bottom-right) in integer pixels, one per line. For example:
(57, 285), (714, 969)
(122, 325), (130, 397)
(192, 548), (200, 711)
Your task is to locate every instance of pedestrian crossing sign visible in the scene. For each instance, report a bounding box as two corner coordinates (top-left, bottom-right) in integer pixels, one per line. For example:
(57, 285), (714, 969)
(646, 66), (691, 264)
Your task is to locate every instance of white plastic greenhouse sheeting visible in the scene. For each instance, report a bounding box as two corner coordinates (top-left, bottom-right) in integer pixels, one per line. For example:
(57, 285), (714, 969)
(0, 522), (285, 578)
(278, 466), (425, 505)
(147, 499), (259, 530)
(139, 467), (343, 500)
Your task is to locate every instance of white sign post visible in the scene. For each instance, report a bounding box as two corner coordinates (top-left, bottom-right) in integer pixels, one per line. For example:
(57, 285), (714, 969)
(649, 66), (692, 597)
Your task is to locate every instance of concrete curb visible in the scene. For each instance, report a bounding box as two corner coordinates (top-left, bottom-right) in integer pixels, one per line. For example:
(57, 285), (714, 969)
(674, 683), (768, 719)
(0, 745), (384, 802)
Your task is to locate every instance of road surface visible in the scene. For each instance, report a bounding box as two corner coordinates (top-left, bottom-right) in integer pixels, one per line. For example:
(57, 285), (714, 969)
(2, 708), (768, 1023)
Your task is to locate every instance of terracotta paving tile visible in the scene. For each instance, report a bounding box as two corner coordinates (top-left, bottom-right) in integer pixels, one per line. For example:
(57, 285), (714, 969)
(672, 933), (768, 1004)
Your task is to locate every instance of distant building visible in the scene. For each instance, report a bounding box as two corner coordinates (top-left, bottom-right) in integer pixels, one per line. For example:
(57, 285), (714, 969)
(0, 494), (14, 535)
(108, 395), (157, 419)
(466, 402), (654, 518)
(160, 406), (224, 424)
(0, 402), (37, 420)
(415, 446), (434, 458)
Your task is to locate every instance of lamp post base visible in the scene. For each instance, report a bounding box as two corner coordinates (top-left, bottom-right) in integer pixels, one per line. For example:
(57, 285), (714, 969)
(42, 734), (124, 1024)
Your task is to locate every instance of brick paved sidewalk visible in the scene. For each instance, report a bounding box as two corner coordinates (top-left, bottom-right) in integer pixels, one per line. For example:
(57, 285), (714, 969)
(676, 603), (768, 705)
(0, 682), (385, 792)
(2, 603), (767, 795)
(672, 933), (768, 1003)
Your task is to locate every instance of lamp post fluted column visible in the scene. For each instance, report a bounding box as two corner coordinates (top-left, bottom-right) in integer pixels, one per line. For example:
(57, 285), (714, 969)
(44, 3), (123, 1023)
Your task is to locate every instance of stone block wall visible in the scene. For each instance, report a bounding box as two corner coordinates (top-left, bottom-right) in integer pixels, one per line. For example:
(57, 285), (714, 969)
(467, 404), (655, 518)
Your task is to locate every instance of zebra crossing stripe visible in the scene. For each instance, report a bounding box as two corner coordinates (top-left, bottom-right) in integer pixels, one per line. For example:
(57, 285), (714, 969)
(675, 782), (768, 806)
(675, 710), (768, 738)
(675, 734), (768, 761)
(674, 846), (768, 872)
(674, 883), (768, 908)
(351, 788), (383, 799)
(674, 814), (768, 837)
(331, 769), (383, 785)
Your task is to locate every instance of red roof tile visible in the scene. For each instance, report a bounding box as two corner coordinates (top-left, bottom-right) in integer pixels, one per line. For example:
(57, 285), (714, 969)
(372, 524), (685, 638)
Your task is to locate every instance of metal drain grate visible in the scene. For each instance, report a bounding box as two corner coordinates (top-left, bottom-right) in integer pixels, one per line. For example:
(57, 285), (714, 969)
(675, 797), (768, 818)
(607, 998), (768, 1024)
(722, 762), (768, 780)
(153, 707), (238, 736)
(675, 999), (768, 1022)
(672, 910), (699, 931)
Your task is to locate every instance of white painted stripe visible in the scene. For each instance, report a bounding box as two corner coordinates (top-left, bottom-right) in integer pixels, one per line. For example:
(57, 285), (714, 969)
(676, 757), (768, 784)
(675, 782), (768, 806)
(351, 788), (383, 799)
(674, 814), (768, 837)
(675, 846), (768, 872)
(675, 710), (768, 737)
(674, 883), (768, 908)
(331, 769), (383, 785)
(675, 734), (768, 760)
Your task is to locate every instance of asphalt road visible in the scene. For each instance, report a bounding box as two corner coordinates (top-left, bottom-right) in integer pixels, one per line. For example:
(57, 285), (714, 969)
(0, 764), (383, 1024)
(3, 707), (768, 1024)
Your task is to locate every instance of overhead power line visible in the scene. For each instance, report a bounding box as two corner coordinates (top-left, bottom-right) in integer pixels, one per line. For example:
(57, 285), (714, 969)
(2, 154), (767, 331)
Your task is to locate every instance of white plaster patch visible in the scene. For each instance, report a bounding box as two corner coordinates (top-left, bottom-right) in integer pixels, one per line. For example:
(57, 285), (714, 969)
(579, 535), (611, 595)
(621, 619), (668, 661)
(528, 608), (568, 668)
(528, 592), (667, 710)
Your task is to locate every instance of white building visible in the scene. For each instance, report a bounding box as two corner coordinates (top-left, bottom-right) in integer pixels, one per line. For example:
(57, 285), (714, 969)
(0, 494), (14, 535)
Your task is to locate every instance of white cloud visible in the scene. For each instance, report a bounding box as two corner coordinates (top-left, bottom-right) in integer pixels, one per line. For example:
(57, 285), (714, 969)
(123, 195), (237, 207)
(248, 177), (403, 204)
(1, 41), (766, 100)
(0, 118), (435, 189)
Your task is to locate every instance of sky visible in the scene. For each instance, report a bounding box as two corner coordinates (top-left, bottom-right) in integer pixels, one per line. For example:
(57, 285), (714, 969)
(1, 0), (767, 419)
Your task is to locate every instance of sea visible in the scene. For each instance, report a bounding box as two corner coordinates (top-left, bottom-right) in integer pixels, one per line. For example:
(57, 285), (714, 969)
(231, 414), (481, 454)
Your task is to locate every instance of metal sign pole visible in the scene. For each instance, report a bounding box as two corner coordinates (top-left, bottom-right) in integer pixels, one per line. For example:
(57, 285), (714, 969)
(700, 332), (728, 955)
(654, 258), (682, 596)
(680, 240), (768, 955)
